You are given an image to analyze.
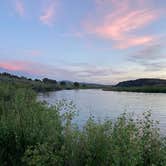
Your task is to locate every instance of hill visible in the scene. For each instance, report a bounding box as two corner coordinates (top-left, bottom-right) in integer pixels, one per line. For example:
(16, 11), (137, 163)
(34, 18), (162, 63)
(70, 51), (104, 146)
(115, 78), (166, 87)
(0, 72), (105, 92)
(103, 78), (166, 93)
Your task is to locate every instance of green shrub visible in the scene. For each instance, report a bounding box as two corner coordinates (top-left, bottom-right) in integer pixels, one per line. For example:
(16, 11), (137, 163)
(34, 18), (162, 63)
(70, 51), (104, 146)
(0, 83), (166, 166)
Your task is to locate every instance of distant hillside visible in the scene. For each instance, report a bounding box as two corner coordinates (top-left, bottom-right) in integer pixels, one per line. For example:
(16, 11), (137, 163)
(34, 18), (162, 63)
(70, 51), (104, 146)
(0, 72), (106, 92)
(115, 78), (166, 87)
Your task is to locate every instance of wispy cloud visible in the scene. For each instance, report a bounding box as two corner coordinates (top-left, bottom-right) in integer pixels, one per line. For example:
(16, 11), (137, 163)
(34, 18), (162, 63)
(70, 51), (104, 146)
(15, 0), (25, 17)
(82, 0), (163, 48)
(128, 44), (163, 61)
(0, 60), (54, 76)
(0, 60), (123, 83)
(1, 59), (166, 84)
(127, 41), (166, 72)
(93, 9), (158, 48)
(0, 60), (29, 71)
(40, 0), (58, 26)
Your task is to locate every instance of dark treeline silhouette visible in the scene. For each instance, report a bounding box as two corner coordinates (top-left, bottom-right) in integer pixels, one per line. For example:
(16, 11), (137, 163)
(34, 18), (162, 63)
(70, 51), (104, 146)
(43, 78), (57, 84)
(103, 78), (166, 93)
(60, 81), (66, 86)
(115, 78), (166, 87)
(74, 82), (80, 88)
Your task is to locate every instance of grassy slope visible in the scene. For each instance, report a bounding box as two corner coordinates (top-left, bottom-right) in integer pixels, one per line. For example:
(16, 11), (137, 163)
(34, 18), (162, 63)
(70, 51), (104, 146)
(0, 73), (105, 92)
(0, 82), (166, 165)
(103, 86), (166, 93)
(104, 79), (166, 93)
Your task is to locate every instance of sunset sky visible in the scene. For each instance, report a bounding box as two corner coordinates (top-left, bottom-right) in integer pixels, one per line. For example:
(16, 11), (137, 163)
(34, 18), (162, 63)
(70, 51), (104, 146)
(0, 0), (166, 84)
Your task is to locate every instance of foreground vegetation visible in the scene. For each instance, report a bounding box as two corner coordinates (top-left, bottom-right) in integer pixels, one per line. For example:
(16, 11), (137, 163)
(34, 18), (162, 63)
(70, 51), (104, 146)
(103, 86), (166, 93)
(0, 82), (166, 166)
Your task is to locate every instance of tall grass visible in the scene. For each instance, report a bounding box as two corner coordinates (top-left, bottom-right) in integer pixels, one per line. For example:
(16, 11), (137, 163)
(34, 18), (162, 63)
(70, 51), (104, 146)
(0, 83), (166, 165)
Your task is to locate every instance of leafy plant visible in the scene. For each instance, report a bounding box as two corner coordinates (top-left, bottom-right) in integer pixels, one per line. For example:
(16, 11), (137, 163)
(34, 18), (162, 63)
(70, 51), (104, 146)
(0, 83), (165, 165)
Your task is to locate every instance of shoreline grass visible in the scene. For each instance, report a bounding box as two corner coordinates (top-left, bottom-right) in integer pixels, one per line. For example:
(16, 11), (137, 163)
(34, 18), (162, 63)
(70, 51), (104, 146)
(0, 83), (166, 165)
(103, 86), (166, 93)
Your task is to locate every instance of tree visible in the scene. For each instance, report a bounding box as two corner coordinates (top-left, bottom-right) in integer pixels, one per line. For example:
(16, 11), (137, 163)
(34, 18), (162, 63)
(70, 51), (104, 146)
(82, 84), (86, 88)
(60, 81), (66, 86)
(35, 79), (41, 82)
(74, 82), (80, 88)
(43, 78), (57, 84)
(43, 78), (49, 83)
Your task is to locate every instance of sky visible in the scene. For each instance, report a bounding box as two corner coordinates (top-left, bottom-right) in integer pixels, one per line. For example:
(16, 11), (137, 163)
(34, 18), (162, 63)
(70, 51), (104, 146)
(0, 0), (166, 84)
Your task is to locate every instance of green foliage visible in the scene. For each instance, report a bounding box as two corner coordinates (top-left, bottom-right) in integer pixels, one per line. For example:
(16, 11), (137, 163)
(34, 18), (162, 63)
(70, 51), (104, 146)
(0, 83), (166, 166)
(104, 86), (166, 93)
(0, 72), (62, 92)
(43, 78), (57, 84)
(0, 72), (107, 91)
(60, 81), (66, 86)
(74, 82), (80, 88)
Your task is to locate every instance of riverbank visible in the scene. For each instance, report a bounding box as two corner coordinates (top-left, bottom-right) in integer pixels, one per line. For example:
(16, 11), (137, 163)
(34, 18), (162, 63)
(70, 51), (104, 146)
(0, 72), (106, 92)
(0, 83), (166, 165)
(103, 78), (166, 93)
(103, 86), (166, 93)
(2, 72), (166, 94)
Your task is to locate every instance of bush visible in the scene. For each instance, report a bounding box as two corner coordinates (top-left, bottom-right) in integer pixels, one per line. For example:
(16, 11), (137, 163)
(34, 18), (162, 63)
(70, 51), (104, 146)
(74, 82), (80, 88)
(0, 83), (166, 165)
(0, 84), (63, 165)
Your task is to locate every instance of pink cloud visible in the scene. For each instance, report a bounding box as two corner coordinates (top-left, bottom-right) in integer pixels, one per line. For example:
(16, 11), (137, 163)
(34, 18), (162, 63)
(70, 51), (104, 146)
(94, 9), (158, 39)
(15, 0), (25, 16)
(0, 60), (79, 80)
(0, 61), (29, 71)
(0, 60), (46, 75)
(116, 36), (155, 49)
(40, 0), (58, 26)
(83, 0), (162, 48)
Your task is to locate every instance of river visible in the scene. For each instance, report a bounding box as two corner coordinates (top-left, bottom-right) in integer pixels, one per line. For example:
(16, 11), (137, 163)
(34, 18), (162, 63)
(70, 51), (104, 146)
(38, 89), (166, 134)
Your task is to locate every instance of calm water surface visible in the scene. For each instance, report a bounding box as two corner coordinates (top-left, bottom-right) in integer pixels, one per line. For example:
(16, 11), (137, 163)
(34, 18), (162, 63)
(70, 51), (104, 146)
(38, 89), (166, 134)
